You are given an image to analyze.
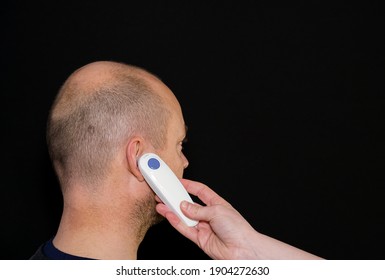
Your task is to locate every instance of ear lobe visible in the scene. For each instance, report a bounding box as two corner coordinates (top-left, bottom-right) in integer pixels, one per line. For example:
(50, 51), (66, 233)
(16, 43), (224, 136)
(126, 137), (145, 182)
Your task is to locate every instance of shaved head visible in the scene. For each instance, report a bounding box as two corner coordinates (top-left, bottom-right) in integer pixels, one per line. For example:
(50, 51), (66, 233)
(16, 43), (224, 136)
(47, 61), (170, 188)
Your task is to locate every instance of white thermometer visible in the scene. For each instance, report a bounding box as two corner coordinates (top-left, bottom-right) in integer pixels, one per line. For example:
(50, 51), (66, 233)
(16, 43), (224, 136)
(138, 153), (198, 227)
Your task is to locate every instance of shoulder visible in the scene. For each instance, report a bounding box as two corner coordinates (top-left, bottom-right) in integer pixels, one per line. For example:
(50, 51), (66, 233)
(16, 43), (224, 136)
(29, 244), (50, 260)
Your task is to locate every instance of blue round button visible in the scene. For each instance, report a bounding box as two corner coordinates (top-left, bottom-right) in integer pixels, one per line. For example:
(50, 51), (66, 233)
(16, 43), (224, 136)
(148, 158), (160, 170)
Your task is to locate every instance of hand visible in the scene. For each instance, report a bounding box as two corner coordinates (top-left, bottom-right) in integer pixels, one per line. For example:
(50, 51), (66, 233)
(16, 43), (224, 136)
(156, 178), (324, 260)
(156, 178), (259, 259)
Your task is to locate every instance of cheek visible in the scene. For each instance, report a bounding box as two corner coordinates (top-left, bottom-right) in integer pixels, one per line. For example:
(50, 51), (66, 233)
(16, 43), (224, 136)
(157, 153), (180, 176)
(170, 155), (185, 178)
(174, 165), (184, 178)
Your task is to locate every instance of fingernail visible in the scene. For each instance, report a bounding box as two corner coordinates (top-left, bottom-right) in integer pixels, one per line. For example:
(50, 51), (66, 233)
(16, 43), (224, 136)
(181, 201), (188, 209)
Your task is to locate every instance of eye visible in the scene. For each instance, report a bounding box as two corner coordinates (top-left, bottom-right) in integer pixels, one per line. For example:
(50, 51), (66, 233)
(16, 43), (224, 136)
(179, 141), (184, 150)
(178, 137), (187, 152)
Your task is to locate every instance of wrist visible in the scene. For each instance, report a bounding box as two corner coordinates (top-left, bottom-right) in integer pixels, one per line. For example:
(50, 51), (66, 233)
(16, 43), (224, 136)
(231, 228), (262, 260)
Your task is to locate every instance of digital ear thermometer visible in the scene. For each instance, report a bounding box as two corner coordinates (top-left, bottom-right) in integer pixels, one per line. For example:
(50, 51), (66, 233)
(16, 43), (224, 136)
(138, 153), (198, 227)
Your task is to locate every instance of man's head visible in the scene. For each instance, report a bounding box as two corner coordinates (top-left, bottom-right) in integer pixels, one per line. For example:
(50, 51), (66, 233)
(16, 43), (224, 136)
(47, 61), (188, 185)
(47, 61), (189, 242)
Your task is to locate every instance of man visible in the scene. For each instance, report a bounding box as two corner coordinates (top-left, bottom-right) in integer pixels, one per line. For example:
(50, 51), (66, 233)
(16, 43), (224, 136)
(31, 61), (322, 260)
(31, 61), (188, 259)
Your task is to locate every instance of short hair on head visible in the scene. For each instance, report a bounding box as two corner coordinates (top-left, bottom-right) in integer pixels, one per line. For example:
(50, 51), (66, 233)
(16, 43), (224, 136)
(46, 62), (170, 189)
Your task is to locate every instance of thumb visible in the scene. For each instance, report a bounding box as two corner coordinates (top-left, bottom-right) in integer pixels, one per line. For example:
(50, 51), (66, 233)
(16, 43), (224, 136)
(180, 200), (210, 221)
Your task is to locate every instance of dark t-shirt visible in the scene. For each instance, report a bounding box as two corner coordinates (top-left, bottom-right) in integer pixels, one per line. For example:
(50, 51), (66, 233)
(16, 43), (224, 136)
(30, 239), (93, 260)
(29, 244), (50, 260)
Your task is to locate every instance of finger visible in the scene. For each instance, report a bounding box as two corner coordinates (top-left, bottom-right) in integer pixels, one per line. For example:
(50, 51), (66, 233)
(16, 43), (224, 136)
(155, 202), (169, 217)
(154, 195), (162, 203)
(180, 200), (221, 221)
(181, 178), (231, 207)
(155, 203), (200, 244)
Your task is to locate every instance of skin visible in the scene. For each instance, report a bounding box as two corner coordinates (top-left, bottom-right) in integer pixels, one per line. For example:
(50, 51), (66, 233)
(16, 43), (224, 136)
(156, 179), (324, 260)
(50, 61), (322, 260)
(52, 62), (189, 259)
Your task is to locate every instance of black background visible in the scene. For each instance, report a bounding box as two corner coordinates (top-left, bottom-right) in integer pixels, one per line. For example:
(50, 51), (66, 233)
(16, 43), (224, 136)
(1, 2), (384, 260)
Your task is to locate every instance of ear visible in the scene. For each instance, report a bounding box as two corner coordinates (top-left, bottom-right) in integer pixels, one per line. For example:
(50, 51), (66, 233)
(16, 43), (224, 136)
(126, 136), (145, 182)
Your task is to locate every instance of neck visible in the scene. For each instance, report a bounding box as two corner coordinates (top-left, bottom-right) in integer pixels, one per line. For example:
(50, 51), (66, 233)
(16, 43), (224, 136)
(53, 189), (149, 260)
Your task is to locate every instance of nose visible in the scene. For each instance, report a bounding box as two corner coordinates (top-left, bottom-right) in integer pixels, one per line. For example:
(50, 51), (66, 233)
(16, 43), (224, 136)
(182, 154), (189, 169)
